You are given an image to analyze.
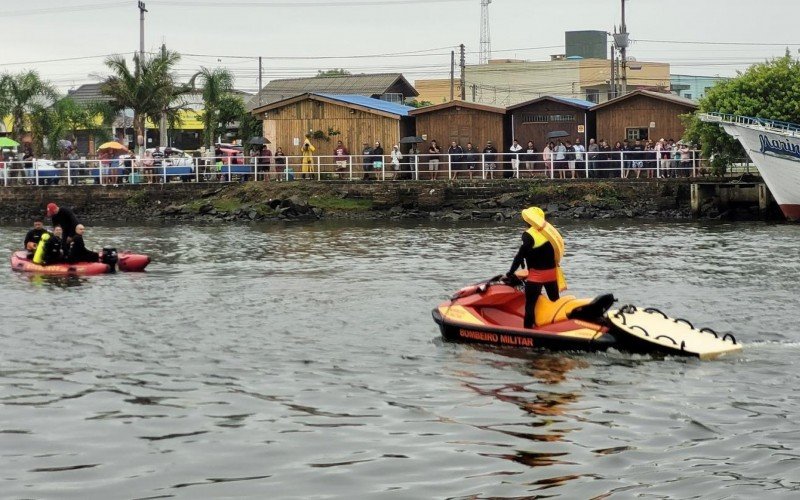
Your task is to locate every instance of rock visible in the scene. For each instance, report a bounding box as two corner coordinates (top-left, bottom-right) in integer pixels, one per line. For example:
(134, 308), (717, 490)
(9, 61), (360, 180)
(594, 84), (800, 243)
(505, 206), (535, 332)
(248, 210), (258, 220)
(389, 206), (404, 215)
(493, 212), (505, 222)
(496, 192), (524, 208)
(198, 203), (214, 214)
(546, 203), (560, 214)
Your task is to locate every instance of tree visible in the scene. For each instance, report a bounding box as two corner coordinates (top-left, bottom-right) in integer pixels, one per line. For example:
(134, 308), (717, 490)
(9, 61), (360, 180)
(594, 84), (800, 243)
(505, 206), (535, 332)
(684, 53), (800, 172)
(189, 67), (236, 149)
(0, 70), (59, 144)
(316, 68), (351, 77)
(407, 99), (434, 108)
(101, 51), (187, 152)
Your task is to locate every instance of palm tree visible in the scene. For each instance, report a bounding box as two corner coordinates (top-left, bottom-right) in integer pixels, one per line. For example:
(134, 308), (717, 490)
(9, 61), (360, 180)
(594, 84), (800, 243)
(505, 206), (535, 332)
(0, 70), (59, 144)
(101, 51), (187, 152)
(190, 67), (235, 149)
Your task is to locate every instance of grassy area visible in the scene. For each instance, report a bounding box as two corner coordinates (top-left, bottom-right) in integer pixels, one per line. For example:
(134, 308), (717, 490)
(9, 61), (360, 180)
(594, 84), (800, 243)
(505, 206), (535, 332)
(309, 196), (373, 211)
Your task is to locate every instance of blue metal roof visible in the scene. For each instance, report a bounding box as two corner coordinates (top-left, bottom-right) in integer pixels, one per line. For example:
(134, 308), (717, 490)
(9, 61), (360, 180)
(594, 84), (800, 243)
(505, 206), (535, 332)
(316, 93), (414, 116)
(549, 96), (596, 109)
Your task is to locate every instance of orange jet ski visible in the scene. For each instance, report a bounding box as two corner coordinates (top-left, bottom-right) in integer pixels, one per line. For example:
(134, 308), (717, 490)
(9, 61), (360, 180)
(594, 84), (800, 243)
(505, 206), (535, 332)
(433, 273), (742, 359)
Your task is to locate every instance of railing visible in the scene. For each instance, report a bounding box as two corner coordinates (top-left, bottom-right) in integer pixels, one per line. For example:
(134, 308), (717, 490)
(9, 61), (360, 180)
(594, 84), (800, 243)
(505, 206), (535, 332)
(700, 112), (800, 136)
(0, 151), (710, 187)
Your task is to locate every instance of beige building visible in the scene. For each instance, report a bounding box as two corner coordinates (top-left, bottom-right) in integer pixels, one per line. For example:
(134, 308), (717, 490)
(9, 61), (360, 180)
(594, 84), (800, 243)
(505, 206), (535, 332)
(416, 58), (670, 108)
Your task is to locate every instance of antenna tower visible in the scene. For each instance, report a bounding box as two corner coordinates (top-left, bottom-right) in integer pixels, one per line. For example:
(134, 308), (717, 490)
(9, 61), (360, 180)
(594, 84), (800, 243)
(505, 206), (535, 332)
(479, 0), (492, 65)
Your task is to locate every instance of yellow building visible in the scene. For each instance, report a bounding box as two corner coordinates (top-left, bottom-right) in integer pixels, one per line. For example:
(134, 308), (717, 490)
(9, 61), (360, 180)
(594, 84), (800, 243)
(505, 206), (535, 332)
(416, 58), (670, 108)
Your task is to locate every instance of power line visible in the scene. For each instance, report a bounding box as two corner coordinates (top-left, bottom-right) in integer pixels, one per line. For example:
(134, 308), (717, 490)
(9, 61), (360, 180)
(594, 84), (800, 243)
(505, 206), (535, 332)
(0, 53), (127, 67)
(4, 1), (128, 16)
(633, 39), (800, 47)
(154, 0), (469, 6)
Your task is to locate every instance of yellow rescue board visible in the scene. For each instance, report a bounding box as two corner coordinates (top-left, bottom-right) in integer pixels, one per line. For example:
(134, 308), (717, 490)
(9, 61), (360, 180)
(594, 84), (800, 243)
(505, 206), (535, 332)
(608, 307), (742, 360)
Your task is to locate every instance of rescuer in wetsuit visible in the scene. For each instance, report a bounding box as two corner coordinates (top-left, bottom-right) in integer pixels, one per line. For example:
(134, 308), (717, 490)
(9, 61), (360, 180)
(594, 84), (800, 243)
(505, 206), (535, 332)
(507, 207), (562, 329)
(46, 203), (80, 244)
(41, 226), (65, 265)
(23, 219), (47, 258)
(66, 224), (100, 263)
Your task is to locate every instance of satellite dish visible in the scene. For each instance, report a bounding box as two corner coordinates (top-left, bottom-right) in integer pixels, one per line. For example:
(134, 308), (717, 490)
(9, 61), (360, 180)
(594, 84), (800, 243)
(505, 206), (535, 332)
(628, 57), (637, 62)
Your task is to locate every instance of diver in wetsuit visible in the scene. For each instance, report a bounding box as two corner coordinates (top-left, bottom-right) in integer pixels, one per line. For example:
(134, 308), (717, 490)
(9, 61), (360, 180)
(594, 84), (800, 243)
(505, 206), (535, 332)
(66, 224), (100, 263)
(506, 207), (563, 329)
(23, 219), (47, 257)
(41, 226), (65, 265)
(46, 202), (80, 244)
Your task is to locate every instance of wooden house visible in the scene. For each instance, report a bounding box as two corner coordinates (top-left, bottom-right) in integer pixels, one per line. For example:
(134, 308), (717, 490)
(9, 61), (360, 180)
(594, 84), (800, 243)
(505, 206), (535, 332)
(592, 90), (698, 144)
(247, 73), (418, 110)
(408, 100), (505, 153)
(505, 96), (595, 150)
(251, 93), (414, 157)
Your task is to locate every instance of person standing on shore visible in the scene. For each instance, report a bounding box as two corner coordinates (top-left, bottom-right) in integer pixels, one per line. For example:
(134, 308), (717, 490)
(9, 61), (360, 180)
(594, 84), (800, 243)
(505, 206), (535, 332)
(334, 140), (349, 179)
(587, 139), (599, 178)
(523, 141), (537, 178)
(448, 141), (463, 179)
(554, 140), (567, 179)
(362, 142), (374, 180)
(300, 139), (316, 180)
(508, 139), (523, 179)
(372, 141), (384, 179)
(428, 140), (441, 180)
(574, 138), (585, 177)
(482, 141), (498, 179)
(463, 142), (477, 179)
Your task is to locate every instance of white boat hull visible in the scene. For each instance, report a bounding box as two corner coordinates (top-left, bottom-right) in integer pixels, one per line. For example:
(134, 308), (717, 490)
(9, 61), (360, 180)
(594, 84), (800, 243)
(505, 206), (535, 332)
(720, 123), (800, 221)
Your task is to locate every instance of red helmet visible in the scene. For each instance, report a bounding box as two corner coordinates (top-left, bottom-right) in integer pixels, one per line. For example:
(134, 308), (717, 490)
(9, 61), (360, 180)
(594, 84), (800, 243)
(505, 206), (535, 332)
(46, 203), (58, 216)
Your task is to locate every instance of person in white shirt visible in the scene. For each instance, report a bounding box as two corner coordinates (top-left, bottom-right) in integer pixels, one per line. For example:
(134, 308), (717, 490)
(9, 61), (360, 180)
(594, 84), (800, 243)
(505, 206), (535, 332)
(573, 138), (586, 178)
(508, 139), (523, 178)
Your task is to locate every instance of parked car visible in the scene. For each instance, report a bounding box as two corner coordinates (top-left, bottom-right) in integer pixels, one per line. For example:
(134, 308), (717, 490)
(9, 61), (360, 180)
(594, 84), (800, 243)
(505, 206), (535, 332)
(146, 147), (194, 167)
(214, 146), (244, 165)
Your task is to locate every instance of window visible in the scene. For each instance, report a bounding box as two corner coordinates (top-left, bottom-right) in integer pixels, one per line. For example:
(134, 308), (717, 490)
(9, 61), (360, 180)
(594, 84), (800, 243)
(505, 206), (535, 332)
(521, 114), (547, 123)
(549, 114), (575, 123)
(626, 127), (649, 141)
(379, 93), (403, 103)
(684, 93), (692, 100)
(585, 90), (600, 103)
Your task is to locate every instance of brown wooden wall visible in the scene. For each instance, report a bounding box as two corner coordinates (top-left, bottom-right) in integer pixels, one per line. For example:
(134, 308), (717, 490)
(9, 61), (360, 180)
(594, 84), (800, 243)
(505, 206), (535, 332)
(507, 102), (591, 150)
(414, 108), (504, 154)
(262, 99), (407, 157)
(594, 95), (695, 145)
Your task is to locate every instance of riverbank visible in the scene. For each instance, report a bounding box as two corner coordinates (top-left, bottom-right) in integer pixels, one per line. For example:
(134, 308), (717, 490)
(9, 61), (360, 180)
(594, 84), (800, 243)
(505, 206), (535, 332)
(0, 178), (750, 224)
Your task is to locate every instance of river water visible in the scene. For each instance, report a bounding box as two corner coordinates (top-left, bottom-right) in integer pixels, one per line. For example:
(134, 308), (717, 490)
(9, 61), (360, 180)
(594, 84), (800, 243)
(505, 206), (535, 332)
(1, 219), (799, 499)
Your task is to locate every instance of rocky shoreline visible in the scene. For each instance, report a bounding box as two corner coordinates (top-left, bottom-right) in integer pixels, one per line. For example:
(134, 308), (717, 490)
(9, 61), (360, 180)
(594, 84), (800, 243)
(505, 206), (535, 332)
(0, 179), (757, 225)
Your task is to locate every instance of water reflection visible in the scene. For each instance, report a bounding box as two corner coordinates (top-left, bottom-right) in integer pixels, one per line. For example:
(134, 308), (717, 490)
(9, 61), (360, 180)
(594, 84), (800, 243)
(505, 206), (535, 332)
(20, 274), (86, 288)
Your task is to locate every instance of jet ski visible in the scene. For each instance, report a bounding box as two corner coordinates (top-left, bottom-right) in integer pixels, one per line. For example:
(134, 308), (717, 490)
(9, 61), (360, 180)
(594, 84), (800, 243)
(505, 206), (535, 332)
(432, 273), (742, 359)
(11, 247), (150, 276)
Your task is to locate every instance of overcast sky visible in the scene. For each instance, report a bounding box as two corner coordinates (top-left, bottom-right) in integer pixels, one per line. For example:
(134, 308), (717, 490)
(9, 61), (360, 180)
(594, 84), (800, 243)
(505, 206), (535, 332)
(2, 0), (798, 93)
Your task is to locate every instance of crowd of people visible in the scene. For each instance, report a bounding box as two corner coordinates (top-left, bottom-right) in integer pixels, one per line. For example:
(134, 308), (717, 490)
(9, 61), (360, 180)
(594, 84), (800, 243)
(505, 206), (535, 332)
(23, 203), (99, 265)
(2, 135), (703, 185)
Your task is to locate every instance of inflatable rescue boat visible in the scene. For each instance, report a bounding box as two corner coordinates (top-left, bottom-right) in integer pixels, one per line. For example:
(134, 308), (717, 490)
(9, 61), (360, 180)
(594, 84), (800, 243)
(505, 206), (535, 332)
(433, 274), (742, 360)
(11, 248), (150, 276)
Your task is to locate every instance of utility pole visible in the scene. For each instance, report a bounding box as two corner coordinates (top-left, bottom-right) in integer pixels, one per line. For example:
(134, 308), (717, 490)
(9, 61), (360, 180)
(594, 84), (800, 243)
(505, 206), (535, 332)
(612, 0), (630, 95)
(137, 1), (147, 155)
(450, 50), (455, 101)
(479, 0), (492, 65)
(138, 1), (147, 61)
(610, 41), (616, 98)
(459, 44), (466, 100)
(159, 42), (168, 147)
(258, 56), (263, 106)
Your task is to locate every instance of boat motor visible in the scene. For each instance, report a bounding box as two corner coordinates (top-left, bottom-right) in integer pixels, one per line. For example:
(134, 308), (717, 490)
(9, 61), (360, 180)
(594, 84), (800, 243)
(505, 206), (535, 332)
(101, 247), (119, 272)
